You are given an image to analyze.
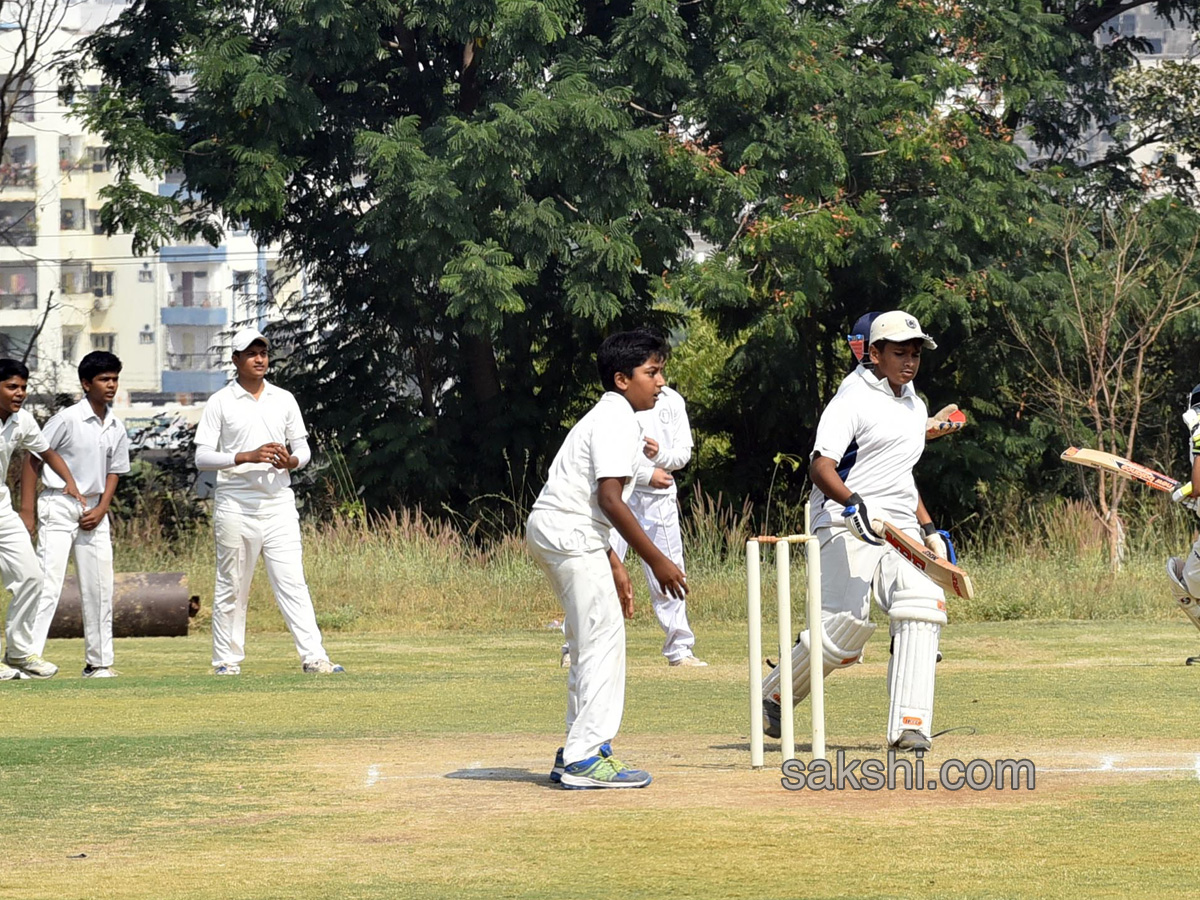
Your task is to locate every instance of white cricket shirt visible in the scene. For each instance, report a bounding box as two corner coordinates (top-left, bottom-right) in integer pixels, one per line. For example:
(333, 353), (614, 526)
(808, 366), (927, 532)
(530, 392), (643, 553)
(41, 398), (131, 496)
(632, 385), (693, 497)
(194, 379), (309, 511)
(0, 407), (49, 510)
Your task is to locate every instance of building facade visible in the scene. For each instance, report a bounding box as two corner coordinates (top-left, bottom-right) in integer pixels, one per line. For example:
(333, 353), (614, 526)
(0, 1), (292, 405)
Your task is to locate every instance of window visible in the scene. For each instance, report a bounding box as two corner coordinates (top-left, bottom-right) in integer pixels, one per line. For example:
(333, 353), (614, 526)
(89, 208), (104, 235)
(0, 263), (36, 309)
(139, 329), (155, 344)
(5, 79), (35, 123)
(1, 137), (35, 189)
(138, 268), (154, 283)
(0, 328), (37, 370)
(91, 333), (116, 353)
(90, 270), (114, 297)
(61, 262), (91, 295)
(62, 332), (78, 364)
(87, 146), (109, 173)
(60, 199), (86, 231)
(0, 201), (37, 246)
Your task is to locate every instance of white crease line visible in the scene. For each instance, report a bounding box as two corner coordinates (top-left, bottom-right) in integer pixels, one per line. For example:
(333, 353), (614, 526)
(365, 764), (381, 787)
(1194, 754), (1200, 781)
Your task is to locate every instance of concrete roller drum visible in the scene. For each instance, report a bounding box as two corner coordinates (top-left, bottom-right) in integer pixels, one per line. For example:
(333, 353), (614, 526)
(47, 572), (200, 639)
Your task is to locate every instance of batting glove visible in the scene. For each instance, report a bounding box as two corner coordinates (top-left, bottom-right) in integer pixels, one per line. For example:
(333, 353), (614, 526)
(921, 522), (948, 560)
(843, 493), (882, 545)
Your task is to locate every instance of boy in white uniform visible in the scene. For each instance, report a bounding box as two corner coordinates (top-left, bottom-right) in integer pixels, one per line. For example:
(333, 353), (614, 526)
(606, 385), (704, 666)
(527, 330), (688, 789)
(194, 328), (343, 676)
(761, 311), (951, 751)
(23, 351), (130, 678)
(1165, 384), (1200, 656)
(0, 359), (87, 680)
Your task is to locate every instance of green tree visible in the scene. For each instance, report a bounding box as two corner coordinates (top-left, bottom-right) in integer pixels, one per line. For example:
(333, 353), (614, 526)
(1008, 198), (1200, 567)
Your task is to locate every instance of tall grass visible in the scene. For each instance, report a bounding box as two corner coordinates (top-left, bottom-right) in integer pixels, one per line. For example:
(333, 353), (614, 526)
(108, 489), (1197, 633)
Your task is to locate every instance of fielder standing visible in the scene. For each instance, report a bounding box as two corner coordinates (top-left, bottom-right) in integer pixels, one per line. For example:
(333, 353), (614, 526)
(0, 359), (87, 680)
(572, 384), (704, 667)
(194, 328), (343, 676)
(762, 311), (950, 751)
(23, 351), (130, 678)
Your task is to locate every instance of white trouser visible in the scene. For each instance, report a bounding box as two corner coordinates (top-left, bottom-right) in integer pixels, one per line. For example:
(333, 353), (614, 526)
(608, 491), (696, 662)
(528, 512), (626, 765)
(31, 492), (113, 665)
(0, 507), (46, 660)
(211, 501), (327, 666)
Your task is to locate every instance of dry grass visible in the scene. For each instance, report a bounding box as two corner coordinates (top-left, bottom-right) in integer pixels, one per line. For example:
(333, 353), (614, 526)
(106, 491), (1196, 634)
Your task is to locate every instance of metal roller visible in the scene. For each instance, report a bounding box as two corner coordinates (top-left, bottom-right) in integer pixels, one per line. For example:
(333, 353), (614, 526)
(47, 572), (200, 639)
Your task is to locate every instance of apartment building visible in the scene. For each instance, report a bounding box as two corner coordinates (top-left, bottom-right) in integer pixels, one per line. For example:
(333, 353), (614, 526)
(0, 1), (291, 405)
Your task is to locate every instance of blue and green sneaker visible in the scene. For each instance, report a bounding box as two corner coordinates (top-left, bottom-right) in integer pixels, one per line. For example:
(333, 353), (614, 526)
(560, 755), (652, 789)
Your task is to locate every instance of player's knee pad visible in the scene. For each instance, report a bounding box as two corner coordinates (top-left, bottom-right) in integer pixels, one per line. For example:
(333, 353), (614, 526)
(886, 617), (940, 744)
(1167, 556), (1200, 633)
(885, 585), (948, 628)
(762, 611), (876, 707)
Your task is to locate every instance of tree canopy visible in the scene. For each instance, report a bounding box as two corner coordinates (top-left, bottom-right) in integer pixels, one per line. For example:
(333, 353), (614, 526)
(73, 0), (1200, 528)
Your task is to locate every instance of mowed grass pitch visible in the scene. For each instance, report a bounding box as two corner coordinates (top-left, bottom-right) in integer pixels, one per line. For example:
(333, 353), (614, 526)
(3, 621), (1199, 900)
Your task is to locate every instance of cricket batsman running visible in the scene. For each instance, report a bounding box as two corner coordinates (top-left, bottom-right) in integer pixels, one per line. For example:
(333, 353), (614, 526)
(762, 311), (951, 751)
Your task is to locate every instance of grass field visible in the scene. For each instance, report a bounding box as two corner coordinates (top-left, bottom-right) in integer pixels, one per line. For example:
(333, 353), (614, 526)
(4, 620), (1199, 900)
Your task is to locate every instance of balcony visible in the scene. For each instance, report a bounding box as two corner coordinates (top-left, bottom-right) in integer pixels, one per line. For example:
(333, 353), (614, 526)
(161, 298), (227, 327)
(0, 293), (36, 310)
(162, 354), (227, 395)
(166, 351), (224, 371)
(0, 202), (36, 246)
(0, 162), (35, 191)
(167, 290), (223, 308)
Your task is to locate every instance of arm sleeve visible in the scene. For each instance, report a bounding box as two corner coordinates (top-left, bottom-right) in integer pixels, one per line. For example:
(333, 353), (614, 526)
(811, 394), (857, 463)
(290, 436), (311, 470)
(590, 412), (639, 482)
(633, 456), (655, 487)
(195, 447), (238, 470)
(109, 426), (131, 476)
(653, 397), (693, 471)
(194, 397), (222, 451)
(285, 394), (310, 443)
(19, 412), (50, 456)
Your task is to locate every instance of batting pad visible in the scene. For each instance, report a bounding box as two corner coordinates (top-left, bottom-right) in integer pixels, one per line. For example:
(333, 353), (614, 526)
(887, 619), (940, 744)
(1167, 556), (1200, 634)
(762, 611), (876, 707)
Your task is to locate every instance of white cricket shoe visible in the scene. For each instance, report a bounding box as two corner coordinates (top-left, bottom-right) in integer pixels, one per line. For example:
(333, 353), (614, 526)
(4, 653), (59, 678)
(82, 666), (118, 679)
(0, 663), (31, 681)
(669, 655), (708, 667)
(302, 659), (345, 674)
(213, 663), (241, 676)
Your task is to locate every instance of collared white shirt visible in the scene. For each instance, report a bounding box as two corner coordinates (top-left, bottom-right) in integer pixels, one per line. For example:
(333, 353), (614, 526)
(41, 397), (131, 496)
(195, 379), (309, 510)
(808, 366), (927, 532)
(530, 392), (643, 553)
(0, 407), (49, 510)
(632, 385), (693, 497)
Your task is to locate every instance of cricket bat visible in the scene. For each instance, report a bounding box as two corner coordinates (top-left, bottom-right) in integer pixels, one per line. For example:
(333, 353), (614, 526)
(873, 520), (975, 600)
(1060, 447), (1193, 498)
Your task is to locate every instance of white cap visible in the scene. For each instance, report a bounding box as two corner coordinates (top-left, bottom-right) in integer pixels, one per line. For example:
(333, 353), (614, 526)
(869, 310), (937, 350)
(231, 327), (269, 353)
